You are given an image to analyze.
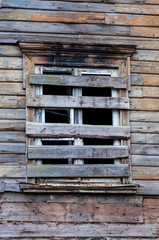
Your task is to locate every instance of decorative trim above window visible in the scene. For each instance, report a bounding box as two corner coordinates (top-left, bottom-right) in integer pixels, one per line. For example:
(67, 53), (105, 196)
(19, 42), (137, 194)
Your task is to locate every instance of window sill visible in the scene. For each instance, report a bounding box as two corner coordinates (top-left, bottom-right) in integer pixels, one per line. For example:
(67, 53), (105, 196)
(20, 182), (138, 194)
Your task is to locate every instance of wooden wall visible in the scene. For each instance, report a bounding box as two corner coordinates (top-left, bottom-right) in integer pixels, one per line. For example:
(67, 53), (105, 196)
(1, 0), (159, 238)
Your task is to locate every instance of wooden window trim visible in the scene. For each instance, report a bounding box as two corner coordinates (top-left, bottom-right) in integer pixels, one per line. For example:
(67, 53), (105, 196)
(19, 42), (138, 194)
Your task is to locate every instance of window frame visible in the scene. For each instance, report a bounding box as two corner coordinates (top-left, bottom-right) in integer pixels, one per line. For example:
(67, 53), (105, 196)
(19, 42), (137, 193)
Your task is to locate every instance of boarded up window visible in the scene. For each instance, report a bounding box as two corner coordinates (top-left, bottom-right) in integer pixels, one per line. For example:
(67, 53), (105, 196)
(26, 66), (130, 184)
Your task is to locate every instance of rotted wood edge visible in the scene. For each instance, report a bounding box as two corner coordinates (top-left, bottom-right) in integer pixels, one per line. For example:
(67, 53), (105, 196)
(20, 182), (138, 194)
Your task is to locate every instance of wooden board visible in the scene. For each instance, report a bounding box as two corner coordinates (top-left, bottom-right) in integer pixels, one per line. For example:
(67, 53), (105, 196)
(0, 45), (22, 57)
(131, 61), (159, 74)
(130, 111), (159, 122)
(0, 143), (25, 154)
(0, 57), (22, 69)
(132, 155), (159, 166)
(136, 180), (159, 195)
(0, 9), (105, 24)
(29, 74), (127, 89)
(0, 201), (143, 223)
(0, 22), (130, 36)
(27, 95), (129, 109)
(2, 1), (115, 12)
(26, 122), (130, 139)
(0, 83), (24, 95)
(131, 133), (159, 144)
(0, 222), (158, 238)
(116, 4), (159, 15)
(0, 165), (25, 178)
(0, 154), (25, 164)
(133, 166), (159, 180)
(0, 96), (25, 109)
(0, 131), (25, 142)
(131, 99), (159, 111)
(131, 74), (159, 87)
(0, 70), (22, 82)
(28, 145), (129, 159)
(131, 144), (159, 155)
(0, 109), (25, 120)
(27, 164), (129, 177)
(131, 122), (159, 133)
(0, 120), (25, 131)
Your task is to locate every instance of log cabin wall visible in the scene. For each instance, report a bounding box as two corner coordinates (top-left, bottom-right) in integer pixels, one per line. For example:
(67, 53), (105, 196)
(0, 0), (159, 238)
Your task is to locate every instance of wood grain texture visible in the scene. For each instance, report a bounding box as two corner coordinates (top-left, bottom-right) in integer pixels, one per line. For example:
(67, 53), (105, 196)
(0, 45), (22, 57)
(131, 61), (159, 74)
(26, 122), (130, 139)
(0, 165), (25, 177)
(0, 21), (130, 36)
(116, 4), (159, 15)
(27, 95), (129, 109)
(0, 96), (25, 108)
(131, 26), (159, 38)
(29, 74), (127, 89)
(0, 154), (25, 164)
(131, 74), (159, 87)
(0, 143), (25, 154)
(2, 1), (115, 12)
(136, 180), (159, 195)
(131, 133), (159, 144)
(0, 201), (143, 223)
(0, 70), (22, 82)
(0, 120), (25, 131)
(0, 83), (24, 95)
(131, 99), (159, 111)
(132, 155), (159, 166)
(133, 166), (159, 180)
(0, 57), (22, 69)
(0, 109), (25, 120)
(0, 131), (25, 142)
(27, 164), (129, 177)
(0, 9), (105, 24)
(28, 145), (129, 159)
(130, 111), (159, 122)
(131, 144), (159, 155)
(131, 122), (159, 133)
(0, 222), (158, 238)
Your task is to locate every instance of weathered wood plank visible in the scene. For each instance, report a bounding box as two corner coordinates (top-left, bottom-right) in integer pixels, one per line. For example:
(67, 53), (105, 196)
(131, 74), (159, 87)
(27, 164), (129, 177)
(0, 165), (25, 178)
(131, 61), (159, 74)
(131, 144), (159, 155)
(136, 180), (159, 195)
(0, 120), (25, 131)
(131, 133), (159, 144)
(0, 9), (105, 24)
(132, 155), (159, 166)
(131, 26), (159, 38)
(131, 99), (159, 111)
(1, 192), (143, 204)
(0, 154), (25, 164)
(2, 1), (115, 12)
(0, 222), (158, 238)
(28, 95), (129, 109)
(0, 83), (25, 95)
(0, 109), (25, 120)
(0, 70), (22, 82)
(131, 122), (159, 133)
(116, 4), (159, 15)
(0, 96), (25, 108)
(0, 143), (25, 154)
(0, 131), (25, 142)
(29, 74), (127, 89)
(26, 122), (130, 139)
(0, 201), (143, 223)
(130, 111), (159, 122)
(105, 13), (159, 27)
(28, 145), (129, 160)
(0, 45), (22, 57)
(0, 22), (130, 36)
(130, 86), (159, 98)
(133, 50), (159, 62)
(133, 166), (159, 180)
(0, 57), (22, 69)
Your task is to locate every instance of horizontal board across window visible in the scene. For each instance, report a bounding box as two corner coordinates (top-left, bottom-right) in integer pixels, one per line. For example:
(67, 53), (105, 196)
(29, 74), (127, 89)
(27, 164), (129, 178)
(26, 122), (130, 139)
(28, 145), (129, 159)
(27, 95), (129, 109)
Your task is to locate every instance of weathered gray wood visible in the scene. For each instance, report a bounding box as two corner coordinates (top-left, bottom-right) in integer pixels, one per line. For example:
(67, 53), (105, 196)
(136, 180), (159, 195)
(131, 122), (159, 133)
(2, 1), (115, 12)
(27, 95), (129, 109)
(0, 154), (25, 164)
(27, 164), (129, 177)
(131, 98), (159, 111)
(0, 45), (22, 57)
(131, 74), (159, 87)
(0, 199), (142, 222)
(0, 83), (25, 95)
(0, 165), (25, 178)
(131, 133), (159, 144)
(132, 155), (159, 166)
(0, 143), (25, 154)
(0, 131), (25, 142)
(130, 111), (159, 122)
(0, 120), (25, 131)
(131, 144), (159, 155)
(0, 222), (158, 238)
(0, 57), (22, 69)
(0, 70), (22, 82)
(29, 74), (127, 89)
(0, 21), (130, 36)
(26, 122), (130, 139)
(28, 145), (129, 159)
(133, 166), (159, 180)
(0, 109), (25, 120)
(0, 96), (25, 109)
(130, 86), (159, 98)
